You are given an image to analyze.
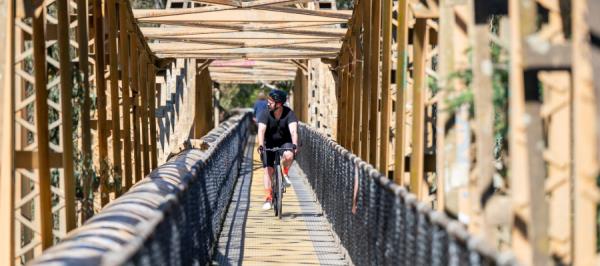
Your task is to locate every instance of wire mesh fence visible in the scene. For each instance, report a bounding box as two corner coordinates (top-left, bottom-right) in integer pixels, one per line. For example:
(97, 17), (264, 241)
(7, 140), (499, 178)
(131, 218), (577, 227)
(29, 113), (252, 266)
(295, 123), (516, 266)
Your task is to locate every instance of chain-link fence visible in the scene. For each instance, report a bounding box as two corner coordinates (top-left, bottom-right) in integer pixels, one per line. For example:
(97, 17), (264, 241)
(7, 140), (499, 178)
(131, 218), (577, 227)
(30, 113), (251, 266)
(295, 124), (516, 266)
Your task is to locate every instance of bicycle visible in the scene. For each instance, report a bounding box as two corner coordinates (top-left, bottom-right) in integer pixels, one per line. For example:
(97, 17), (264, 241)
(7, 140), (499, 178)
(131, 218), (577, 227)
(261, 147), (295, 219)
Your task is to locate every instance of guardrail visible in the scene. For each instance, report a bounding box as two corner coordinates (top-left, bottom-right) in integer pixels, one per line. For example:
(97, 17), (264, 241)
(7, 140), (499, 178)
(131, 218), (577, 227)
(29, 113), (252, 266)
(296, 124), (516, 266)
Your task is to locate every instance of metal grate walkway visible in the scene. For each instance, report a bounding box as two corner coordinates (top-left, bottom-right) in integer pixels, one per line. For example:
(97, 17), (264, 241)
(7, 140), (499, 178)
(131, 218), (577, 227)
(213, 136), (348, 265)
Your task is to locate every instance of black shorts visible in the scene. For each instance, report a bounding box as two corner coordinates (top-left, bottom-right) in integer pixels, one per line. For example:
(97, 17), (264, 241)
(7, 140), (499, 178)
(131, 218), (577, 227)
(261, 143), (295, 168)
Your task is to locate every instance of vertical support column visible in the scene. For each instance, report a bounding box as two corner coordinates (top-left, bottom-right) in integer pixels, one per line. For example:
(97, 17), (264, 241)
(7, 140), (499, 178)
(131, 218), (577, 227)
(368, 0), (381, 166)
(148, 64), (158, 170)
(410, 18), (429, 199)
(57, 0), (76, 231)
(360, 0), (371, 159)
(394, 0), (410, 185)
(0, 0), (15, 262)
(131, 40), (142, 183)
(107, 0), (122, 196)
(508, 0), (539, 263)
(379, 0), (392, 174)
(194, 62), (214, 138)
(344, 37), (356, 151)
(32, 0), (54, 248)
(352, 29), (363, 154)
(140, 57), (150, 176)
(436, 0), (454, 211)
(77, 0), (93, 222)
(338, 52), (347, 146)
(572, 0), (600, 264)
(93, 0), (110, 206)
(470, 4), (496, 240)
(119, 0), (133, 190)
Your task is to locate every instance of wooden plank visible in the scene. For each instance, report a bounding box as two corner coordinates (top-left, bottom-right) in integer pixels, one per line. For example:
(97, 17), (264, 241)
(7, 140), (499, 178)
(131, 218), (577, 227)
(149, 42), (342, 53)
(360, 0), (371, 159)
(0, 0), (15, 260)
(143, 28), (345, 40)
(155, 53), (338, 59)
(144, 21), (345, 35)
(351, 26), (363, 154)
(119, 0), (133, 191)
(134, 5), (235, 19)
(522, 42), (571, 70)
(131, 41), (143, 184)
(187, 0), (240, 7)
(137, 9), (349, 23)
(435, 0), (453, 212)
(135, 6), (351, 20)
(94, 0), (110, 207)
(14, 152), (63, 168)
(368, 0), (381, 166)
(394, 0), (409, 185)
(241, 0), (314, 8)
(343, 37), (355, 150)
(56, 0), (76, 231)
(32, 1), (53, 248)
(378, 0), (392, 174)
(148, 64), (158, 170)
(409, 18), (428, 199)
(140, 57), (150, 176)
(337, 52), (347, 145)
(508, 0), (536, 262)
(107, 0), (123, 197)
(572, 0), (600, 265)
(77, 0), (93, 223)
(471, 21), (500, 242)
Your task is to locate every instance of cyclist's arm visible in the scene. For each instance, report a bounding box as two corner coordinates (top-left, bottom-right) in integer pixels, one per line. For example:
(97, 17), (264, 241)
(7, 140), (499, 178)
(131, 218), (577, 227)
(289, 122), (298, 147)
(258, 123), (267, 148)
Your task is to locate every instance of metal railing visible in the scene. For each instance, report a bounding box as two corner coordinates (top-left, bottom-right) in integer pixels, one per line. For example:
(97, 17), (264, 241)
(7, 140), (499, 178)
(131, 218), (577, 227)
(29, 113), (251, 266)
(296, 124), (517, 266)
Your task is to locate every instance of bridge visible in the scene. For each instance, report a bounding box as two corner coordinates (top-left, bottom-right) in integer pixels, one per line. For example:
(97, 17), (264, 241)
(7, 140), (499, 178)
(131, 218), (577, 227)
(0, 0), (599, 265)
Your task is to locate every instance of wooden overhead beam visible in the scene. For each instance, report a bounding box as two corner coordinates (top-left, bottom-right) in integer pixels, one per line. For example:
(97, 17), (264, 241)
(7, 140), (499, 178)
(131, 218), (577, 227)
(215, 79), (294, 83)
(187, 0), (239, 7)
(155, 52), (338, 59)
(147, 38), (341, 48)
(134, 6), (351, 20)
(140, 25), (347, 38)
(136, 9), (349, 23)
(149, 43), (341, 53)
(144, 30), (342, 40)
(210, 59), (296, 67)
(210, 69), (296, 75)
(146, 21), (345, 32)
(133, 5), (234, 19)
(290, 59), (308, 72)
(162, 47), (338, 54)
(210, 66), (297, 72)
(240, 0), (313, 8)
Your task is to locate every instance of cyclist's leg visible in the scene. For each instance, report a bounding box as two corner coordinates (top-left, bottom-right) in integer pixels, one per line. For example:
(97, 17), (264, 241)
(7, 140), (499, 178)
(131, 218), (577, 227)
(262, 150), (276, 209)
(280, 143), (295, 170)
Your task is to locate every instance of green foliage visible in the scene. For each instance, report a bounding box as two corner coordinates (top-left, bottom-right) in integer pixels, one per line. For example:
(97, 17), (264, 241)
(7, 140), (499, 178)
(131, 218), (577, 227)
(219, 81), (293, 110)
(441, 17), (509, 161)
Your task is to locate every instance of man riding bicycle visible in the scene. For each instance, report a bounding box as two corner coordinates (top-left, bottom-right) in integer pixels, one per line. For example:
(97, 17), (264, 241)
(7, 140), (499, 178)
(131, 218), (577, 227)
(257, 89), (298, 210)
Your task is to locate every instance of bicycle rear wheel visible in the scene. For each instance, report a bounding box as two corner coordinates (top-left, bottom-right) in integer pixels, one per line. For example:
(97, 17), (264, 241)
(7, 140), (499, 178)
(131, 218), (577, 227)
(275, 165), (283, 219)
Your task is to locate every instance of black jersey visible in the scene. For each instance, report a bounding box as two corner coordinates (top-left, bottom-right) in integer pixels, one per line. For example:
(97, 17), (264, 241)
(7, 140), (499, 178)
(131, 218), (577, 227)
(257, 106), (298, 147)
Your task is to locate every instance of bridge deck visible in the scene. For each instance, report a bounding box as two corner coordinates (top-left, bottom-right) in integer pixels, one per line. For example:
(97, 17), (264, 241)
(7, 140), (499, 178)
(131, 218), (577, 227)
(213, 136), (347, 265)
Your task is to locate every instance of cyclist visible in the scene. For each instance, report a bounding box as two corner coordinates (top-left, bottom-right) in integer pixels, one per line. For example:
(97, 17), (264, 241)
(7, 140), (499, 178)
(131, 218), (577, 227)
(257, 89), (298, 210)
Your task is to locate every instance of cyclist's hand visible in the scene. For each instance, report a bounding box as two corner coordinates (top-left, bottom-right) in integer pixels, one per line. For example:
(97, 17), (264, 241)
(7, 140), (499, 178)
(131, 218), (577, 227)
(292, 144), (298, 155)
(257, 145), (264, 154)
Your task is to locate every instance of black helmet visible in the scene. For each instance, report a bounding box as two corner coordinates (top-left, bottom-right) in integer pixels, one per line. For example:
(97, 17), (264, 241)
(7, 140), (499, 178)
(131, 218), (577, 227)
(268, 89), (287, 103)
